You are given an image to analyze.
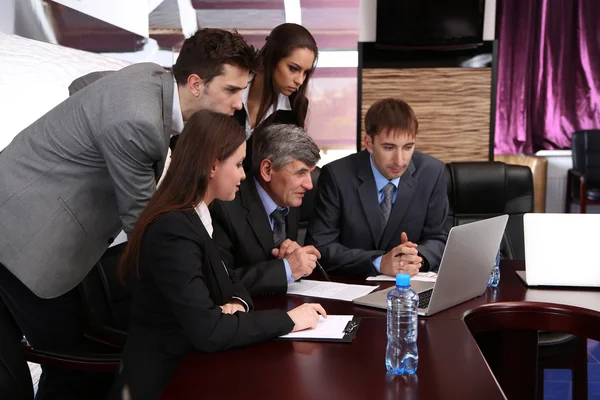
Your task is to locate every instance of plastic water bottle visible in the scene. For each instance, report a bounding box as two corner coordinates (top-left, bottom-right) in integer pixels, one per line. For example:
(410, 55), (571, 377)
(488, 249), (501, 287)
(386, 274), (419, 375)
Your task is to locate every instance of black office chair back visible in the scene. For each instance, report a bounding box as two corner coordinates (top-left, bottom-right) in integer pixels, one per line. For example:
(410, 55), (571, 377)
(571, 130), (600, 188)
(297, 166), (321, 246)
(445, 161), (533, 260)
(78, 243), (131, 345)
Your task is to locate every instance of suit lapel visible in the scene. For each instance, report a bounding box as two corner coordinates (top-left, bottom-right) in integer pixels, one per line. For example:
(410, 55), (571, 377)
(356, 151), (382, 248)
(154, 71), (174, 182)
(241, 179), (275, 255)
(186, 211), (233, 303)
(379, 161), (417, 249)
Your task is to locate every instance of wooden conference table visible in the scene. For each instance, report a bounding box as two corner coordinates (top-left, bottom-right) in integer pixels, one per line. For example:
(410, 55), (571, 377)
(160, 261), (600, 399)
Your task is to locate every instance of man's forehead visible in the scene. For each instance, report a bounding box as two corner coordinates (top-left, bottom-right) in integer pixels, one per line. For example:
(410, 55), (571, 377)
(217, 63), (249, 81)
(374, 128), (416, 145)
(283, 159), (315, 172)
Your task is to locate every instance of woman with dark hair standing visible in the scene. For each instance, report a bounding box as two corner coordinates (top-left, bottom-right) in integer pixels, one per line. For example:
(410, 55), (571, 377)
(237, 23), (319, 171)
(112, 110), (326, 400)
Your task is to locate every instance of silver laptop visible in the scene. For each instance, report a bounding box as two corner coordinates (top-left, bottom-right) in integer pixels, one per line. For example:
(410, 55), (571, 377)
(517, 213), (600, 287)
(353, 215), (509, 316)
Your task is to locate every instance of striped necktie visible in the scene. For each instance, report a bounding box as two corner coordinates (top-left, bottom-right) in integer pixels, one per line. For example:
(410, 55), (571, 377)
(271, 209), (286, 247)
(380, 182), (396, 229)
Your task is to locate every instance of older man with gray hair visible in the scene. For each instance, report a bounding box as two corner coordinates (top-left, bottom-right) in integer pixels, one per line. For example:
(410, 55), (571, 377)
(210, 123), (321, 296)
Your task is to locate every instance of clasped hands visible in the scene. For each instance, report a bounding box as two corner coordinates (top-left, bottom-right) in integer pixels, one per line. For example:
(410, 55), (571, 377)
(380, 232), (423, 277)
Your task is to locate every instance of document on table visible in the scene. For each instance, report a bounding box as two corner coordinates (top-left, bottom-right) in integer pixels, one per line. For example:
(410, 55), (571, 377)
(366, 272), (438, 283)
(279, 315), (354, 340)
(287, 280), (378, 301)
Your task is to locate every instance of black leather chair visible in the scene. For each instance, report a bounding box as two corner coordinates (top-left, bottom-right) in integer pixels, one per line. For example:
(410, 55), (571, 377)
(20, 244), (130, 375)
(444, 161), (533, 260)
(297, 166), (321, 246)
(566, 130), (600, 213)
(445, 161), (587, 399)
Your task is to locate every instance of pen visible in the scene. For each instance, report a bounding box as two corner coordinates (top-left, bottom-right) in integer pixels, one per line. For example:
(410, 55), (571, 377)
(316, 260), (331, 281)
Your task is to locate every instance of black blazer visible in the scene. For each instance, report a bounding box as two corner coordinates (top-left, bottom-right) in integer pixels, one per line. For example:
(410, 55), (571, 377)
(233, 108), (297, 173)
(305, 150), (449, 277)
(210, 177), (299, 297)
(115, 210), (294, 400)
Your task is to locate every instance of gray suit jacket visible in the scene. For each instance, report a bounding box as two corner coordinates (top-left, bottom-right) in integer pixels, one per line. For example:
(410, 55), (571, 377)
(305, 150), (449, 277)
(0, 62), (173, 299)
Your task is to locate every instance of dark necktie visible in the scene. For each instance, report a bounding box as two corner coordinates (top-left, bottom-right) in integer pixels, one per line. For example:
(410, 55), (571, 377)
(380, 182), (396, 229)
(271, 209), (286, 247)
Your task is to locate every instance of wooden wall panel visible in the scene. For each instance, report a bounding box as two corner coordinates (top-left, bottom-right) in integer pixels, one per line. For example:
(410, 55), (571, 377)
(361, 68), (492, 163)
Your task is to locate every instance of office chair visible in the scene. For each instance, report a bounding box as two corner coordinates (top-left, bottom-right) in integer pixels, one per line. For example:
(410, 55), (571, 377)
(297, 166), (321, 246)
(566, 130), (600, 213)
(19, 244), (130, 375)
(465, 302), (596, 400)
(444, 161), (587, 397)
(444, 161), (533, 260)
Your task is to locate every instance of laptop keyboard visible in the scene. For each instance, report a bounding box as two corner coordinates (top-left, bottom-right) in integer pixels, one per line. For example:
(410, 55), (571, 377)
(418, 288), (434, 309)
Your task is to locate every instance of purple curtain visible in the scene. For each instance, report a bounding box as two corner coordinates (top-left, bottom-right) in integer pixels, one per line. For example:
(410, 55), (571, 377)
(494, 0), (600, 154)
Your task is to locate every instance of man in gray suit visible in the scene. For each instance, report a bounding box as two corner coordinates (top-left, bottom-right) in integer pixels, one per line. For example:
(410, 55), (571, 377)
(306, 98), (449, 278)
(0, 28), (257, 399)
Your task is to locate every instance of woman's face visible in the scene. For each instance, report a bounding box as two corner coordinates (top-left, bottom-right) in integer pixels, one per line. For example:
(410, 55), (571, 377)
(273, 47), (315, 96)
(210, 141), (246, 201)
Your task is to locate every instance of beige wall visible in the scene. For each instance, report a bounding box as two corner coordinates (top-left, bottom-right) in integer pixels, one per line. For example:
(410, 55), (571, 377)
(360, 67), (492, 162)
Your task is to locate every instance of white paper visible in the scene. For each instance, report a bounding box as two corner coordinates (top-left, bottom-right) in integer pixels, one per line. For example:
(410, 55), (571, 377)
(287, 280), (378, 302)
(366, 272), (438, 283)
(279, 315), (354, 340)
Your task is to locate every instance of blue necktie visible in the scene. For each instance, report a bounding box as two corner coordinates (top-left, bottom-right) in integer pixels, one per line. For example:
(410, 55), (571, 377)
(380, 182), (396, 229)
(271, 209), (286, 247)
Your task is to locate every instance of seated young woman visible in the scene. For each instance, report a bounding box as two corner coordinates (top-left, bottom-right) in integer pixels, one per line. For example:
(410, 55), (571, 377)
(112, 110), (326, 400)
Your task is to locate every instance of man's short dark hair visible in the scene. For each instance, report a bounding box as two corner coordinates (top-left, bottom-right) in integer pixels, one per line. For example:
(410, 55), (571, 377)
(172, 28), (259, 86)
(365, 98), (419, 137)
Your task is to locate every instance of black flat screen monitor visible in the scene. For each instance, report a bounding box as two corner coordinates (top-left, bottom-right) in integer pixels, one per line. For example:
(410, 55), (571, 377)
(376, 0), (486, 50)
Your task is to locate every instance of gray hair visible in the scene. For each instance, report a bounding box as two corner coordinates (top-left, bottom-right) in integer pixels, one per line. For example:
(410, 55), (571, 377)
(252, 124), (321, 173)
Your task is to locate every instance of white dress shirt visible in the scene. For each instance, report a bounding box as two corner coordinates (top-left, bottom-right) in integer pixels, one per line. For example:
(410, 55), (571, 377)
(157, 78), (184, 187)
(241, 76), (292, 139)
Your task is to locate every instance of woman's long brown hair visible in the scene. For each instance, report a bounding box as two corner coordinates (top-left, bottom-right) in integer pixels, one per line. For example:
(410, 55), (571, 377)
(256, 23), (318, 129)
(118, 110), (246, 281)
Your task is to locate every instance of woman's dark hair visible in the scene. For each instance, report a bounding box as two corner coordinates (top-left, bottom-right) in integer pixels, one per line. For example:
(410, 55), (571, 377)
(256, 23), (318, 129)
(118, 110), (246, 281)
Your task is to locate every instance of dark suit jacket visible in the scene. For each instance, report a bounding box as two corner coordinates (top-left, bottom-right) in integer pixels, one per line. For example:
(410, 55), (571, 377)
(305, 150), (449, 277)
(117, 210), (294, 400)
(233, 108), (297, 173)
(211, 177), (299, 297)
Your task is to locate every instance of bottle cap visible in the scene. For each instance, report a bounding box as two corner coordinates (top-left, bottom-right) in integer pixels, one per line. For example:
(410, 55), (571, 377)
(396, 273), (410, 287)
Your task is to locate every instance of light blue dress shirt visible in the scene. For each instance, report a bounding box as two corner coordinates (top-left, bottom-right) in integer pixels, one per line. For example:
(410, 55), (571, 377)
(369, 155), (400, 273)
(254, 179), (294, 283)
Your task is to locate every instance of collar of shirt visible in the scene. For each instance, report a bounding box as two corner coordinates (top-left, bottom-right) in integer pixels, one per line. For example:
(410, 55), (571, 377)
(370, 154), (400, 204)
(241, 75), (292, 139)
(254, 178), (289, 230)
(172, 77), (184, 136)
(194, 201), (213, 238)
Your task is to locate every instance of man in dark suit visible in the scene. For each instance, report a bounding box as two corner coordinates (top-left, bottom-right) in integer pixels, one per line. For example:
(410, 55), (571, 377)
(306, 98), (449, 278)
(0, 29), (257, 399)
(211, 124), (322, 296)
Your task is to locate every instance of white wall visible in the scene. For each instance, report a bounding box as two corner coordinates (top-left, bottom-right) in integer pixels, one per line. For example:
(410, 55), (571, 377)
(358, 0), (496, 43)
(0, 32), (129, 151)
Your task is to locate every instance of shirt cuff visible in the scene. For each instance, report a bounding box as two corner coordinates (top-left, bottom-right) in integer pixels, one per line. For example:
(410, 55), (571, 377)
(283, 259), (295, 283)
(372, 256), (383, 273)
(231, 296), (249, 312)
